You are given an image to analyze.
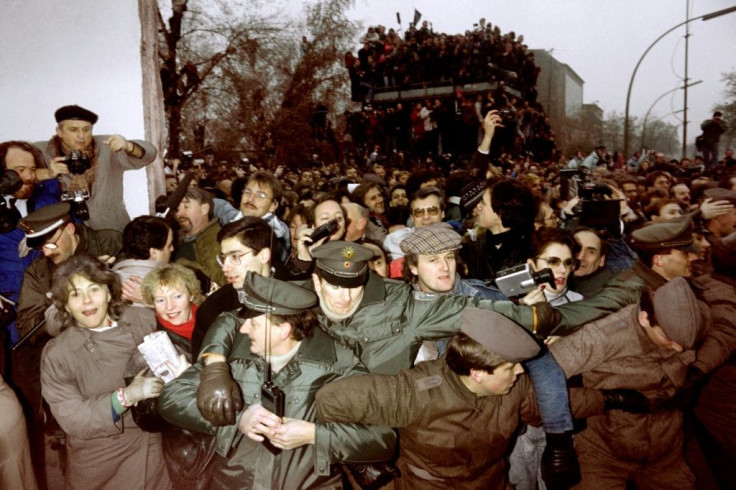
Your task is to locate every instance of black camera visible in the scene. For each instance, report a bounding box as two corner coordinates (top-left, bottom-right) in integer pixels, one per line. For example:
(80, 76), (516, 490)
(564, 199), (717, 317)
(65, 150), (91, 175)
(310, 218), (339, 243)
(494, 263), (555, 298)
(0, 169), (23, 234)
(61, 189), (91, 221)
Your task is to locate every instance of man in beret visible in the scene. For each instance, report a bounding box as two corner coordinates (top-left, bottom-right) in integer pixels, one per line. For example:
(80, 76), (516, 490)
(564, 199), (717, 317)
(34, 104), (157, 232)
(548, 278), (708, 488)
(316, 308), (644, 489)
(158, 273), (395, 489)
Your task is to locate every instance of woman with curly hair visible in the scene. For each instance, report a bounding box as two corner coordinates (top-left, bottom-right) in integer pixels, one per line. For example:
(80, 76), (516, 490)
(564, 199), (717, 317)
(40, 254), (171, 489)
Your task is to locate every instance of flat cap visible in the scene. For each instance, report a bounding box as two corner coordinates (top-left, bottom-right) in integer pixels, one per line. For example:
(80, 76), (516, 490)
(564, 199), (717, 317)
(460, 308), (541, 363)
(18, 203), (72, 248)
(629, 216), (698, 253)
(651, 277), (708, 349)
(311, 241), (373, 288)
(54, 105), (98, 124)
(238, 272), (317, 319)
(400, 222), (461, 255)
(704, 187), (736, 204)
(460, 180), (486, 212)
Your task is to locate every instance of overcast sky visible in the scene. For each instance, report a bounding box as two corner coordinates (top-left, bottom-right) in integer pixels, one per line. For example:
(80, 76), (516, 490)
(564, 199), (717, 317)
(347, 0), (736, 144)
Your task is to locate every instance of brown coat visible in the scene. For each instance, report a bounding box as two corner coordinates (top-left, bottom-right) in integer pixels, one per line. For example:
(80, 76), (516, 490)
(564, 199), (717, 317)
(316, 359), (603, 490)
(0, 375), (37, 489)
(550, 305), (695, 483)
(40, 306), (171, 490)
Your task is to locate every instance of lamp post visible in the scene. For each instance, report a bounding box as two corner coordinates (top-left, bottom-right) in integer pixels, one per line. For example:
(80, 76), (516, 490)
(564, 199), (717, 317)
(623, 5), (736, 157)
(641, 80), (702, 149)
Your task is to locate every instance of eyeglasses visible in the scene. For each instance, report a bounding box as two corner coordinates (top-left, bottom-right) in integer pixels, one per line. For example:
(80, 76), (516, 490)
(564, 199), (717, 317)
(536, 256), (578, 271)
(243, 188), (272, 201)
(216, 250), (254, 266)
(411, 206), (440, 218)
(40, 228), (65, 250)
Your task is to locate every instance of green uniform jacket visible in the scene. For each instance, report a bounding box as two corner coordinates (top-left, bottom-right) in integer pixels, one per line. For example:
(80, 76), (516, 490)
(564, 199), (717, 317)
(158, 311), (396, 490)
(315, 273), (535, 374)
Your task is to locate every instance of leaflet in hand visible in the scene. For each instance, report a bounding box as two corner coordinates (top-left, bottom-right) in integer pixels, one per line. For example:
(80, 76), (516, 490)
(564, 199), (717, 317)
(137, 331), (180, 383)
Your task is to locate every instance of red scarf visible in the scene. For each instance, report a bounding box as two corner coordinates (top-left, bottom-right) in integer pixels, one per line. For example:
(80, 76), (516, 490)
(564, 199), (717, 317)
(158, 303), (198, 340)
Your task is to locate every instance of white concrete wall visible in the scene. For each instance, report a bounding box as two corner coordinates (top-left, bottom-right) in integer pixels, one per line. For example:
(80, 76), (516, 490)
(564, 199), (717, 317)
(0, 0), (149, 219)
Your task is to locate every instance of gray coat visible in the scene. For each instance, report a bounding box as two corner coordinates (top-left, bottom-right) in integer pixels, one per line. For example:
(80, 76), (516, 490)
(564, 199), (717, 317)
(35, 135), (157, 232)
(40, 306), (171, 490)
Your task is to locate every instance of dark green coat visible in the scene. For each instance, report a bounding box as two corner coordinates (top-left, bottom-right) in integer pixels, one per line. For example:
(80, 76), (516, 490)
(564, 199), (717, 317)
(158, 311), (395, 490)
(315, 273), (535, 375)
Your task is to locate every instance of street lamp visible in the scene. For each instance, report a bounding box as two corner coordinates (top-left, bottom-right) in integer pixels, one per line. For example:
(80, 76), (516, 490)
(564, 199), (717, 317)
(623, 5), (736, 157)
(641, 80), (702, 149)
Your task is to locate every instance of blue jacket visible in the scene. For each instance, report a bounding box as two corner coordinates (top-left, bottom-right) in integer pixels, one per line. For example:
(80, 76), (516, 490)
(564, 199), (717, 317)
(0, 179), (59, 343)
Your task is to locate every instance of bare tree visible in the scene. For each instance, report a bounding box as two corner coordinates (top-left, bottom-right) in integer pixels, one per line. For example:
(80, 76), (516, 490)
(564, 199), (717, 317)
(158, 0), (357, 166)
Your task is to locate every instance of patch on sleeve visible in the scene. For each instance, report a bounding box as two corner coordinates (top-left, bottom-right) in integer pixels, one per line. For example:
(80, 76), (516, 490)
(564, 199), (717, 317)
(415, 375), (443, 391)
(413, 291), (439, 301)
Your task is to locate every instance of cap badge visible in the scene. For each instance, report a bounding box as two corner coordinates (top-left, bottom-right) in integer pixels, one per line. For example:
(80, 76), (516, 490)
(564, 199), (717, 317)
(341, 246), (355, 260)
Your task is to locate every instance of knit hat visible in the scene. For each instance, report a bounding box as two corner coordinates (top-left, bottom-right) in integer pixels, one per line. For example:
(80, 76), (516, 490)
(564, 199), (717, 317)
(459, 180), (486, 212)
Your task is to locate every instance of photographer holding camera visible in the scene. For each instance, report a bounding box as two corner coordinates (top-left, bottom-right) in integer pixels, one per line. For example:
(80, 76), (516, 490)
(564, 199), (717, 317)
(34, 104), (157, 232)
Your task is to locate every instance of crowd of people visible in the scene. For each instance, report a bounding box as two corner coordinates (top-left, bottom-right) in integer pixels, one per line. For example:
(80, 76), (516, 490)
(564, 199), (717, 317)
(344, 21), (554, 163)
(0, 91), (735, 490)
(346, 19), (539, 103)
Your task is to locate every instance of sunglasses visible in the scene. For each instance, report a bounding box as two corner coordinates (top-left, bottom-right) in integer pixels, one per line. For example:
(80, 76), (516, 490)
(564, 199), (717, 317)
(411, 206), (440, 218)
(536, 256), (578, 271)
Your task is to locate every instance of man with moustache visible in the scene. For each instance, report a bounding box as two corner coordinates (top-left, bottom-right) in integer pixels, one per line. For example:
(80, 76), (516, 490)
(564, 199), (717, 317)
(34, 104), (157, 232)
(173, 187), (226, 288)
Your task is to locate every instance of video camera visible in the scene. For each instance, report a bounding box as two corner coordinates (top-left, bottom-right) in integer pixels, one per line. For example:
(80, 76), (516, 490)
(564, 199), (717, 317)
(559, 169), (621, 239)
(0, 168), (22, 233)
(495, 263), (555, 298)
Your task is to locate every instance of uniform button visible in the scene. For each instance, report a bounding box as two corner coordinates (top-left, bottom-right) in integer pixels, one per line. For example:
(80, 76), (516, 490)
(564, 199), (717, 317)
(364, 337), (369, 341)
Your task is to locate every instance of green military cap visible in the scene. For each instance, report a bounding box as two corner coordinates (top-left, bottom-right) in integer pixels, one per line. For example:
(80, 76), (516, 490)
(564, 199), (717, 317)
(238, 272), (317, 319)
(651, 277), (708, 349)
(460, 307), (541, 363)
(311, 241), (373, 288)
(54, 104), (98, 124)
(400, 222), (462, 255)
(704, 187), (736, 204)
(18, 203), (72, 249)
(629, 216), (698, 253)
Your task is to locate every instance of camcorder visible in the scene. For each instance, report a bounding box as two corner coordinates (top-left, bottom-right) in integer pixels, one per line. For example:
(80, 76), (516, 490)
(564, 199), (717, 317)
(495, 263), (555, 298)
(0, 168), (23, 233)
(65, 150), (91, 175)
(310, 218), (339, 243)
(559, 169), (622, 239)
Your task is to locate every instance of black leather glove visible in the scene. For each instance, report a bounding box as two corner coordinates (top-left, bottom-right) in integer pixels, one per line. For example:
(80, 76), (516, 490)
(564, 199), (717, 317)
(541, 431), (580, 489)
(602, 388), (652, 414)
(196, 362), (243, 426)
(345, 462), (401, 490)
(534, 302), (562, 339)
